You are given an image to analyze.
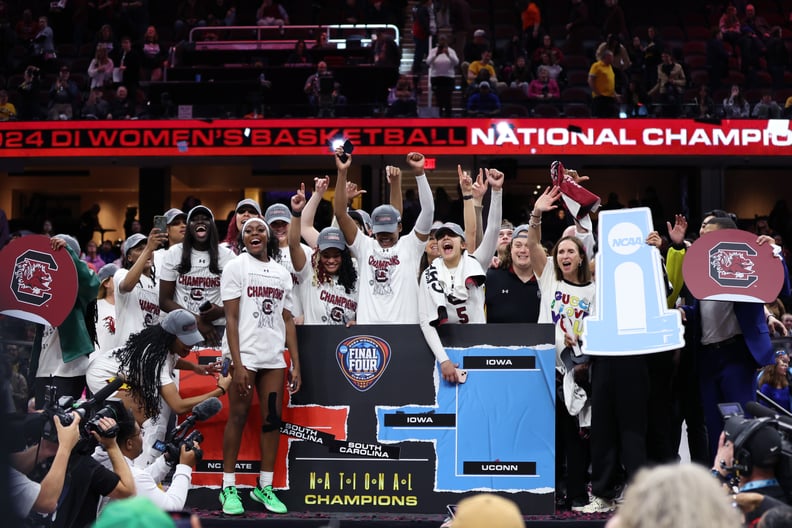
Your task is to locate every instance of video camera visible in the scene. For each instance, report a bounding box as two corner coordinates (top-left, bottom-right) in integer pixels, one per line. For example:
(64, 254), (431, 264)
(40, 377), (126, 451)
(153, 397), (222, 466)
(721, 401), (792, 501)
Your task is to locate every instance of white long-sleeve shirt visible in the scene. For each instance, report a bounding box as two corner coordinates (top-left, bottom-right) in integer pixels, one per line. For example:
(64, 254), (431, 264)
(94, 449), (192, 511)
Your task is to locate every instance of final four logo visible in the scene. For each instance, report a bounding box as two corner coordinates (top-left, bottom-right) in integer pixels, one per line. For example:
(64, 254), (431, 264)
(709, 242), (758, 287)
(336, 335), (391, 392)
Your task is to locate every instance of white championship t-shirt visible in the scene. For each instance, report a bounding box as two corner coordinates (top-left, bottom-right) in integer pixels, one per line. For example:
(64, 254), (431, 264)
(159, 243), (234, 326)
(95, 298), (117, 353)
(350, 232), (426, 324)
(220, 253), (294, 370)
(113, 269), (160, 347)
(275, 243), (312, 319)
(294, 257), (358, 324)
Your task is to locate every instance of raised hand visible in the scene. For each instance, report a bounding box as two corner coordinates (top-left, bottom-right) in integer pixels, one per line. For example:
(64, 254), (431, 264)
(564, 167), (590, 185)
(406, 152), (425, 173)
(313, 175), (330, 196)
(334, 147), (351, 171)
(346, 181), (367, 200)
(291, 183), (307, 213)
(471, 168), (488, 203)
(457, 165), (473, 195)
(486, 168), (505, 191)
(666, 214), (687, 246)
(534, 186), (561, 214)
(385, 165), (401, 184)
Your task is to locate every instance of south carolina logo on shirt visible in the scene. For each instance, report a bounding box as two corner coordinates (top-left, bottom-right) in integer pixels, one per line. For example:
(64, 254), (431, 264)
(336, 335), (391, 392)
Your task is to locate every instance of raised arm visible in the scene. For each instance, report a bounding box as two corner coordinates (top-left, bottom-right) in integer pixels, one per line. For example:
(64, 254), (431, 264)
(332, 149), (358, 245)
(388, 163), (403, 215)
(471, 168), (488, 248)
(300, 176), (329, 248)
(528, 186), (560, 277)
(472, 168), (504, 268)
(407, 152), (434, 242)
(458, 165), (477, 252)
(119, 229), (166, 293)
(289, 183), (309, 272)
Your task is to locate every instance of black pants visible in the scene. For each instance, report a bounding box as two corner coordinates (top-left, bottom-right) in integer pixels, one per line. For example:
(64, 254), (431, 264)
(646, 351), (677, 463)
(555, 372), (590, 503)
(432, 76), (455, 117)
(590, 356), (649, 499)
(591, 95), (619, 118)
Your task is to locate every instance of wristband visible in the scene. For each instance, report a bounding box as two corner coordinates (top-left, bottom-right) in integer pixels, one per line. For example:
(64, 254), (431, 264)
(216, 384), (226, 396)
(530, 211), (542, 218)
(291, 210), (302, 218)
(463, 195), (473, 200)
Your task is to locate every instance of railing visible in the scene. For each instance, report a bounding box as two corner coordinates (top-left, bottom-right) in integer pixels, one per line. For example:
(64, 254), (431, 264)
(186, 24), (400, 52)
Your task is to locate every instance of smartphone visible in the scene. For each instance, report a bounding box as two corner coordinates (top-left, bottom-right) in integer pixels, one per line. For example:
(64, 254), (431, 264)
(221, 357), (230, 377)
(168, 510), (192, 528)
(153, 214), (167, 233)
(456, 369), (468, 384)
(337, 139), (354, 162)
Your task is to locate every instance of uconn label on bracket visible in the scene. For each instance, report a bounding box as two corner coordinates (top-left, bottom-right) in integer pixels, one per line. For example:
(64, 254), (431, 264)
(463, 461), (537, 475)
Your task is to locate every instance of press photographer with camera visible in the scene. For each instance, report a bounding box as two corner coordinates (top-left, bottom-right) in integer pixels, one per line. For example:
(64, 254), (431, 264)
(93, 407), (200, 512)
(711, 416), (788, 507)
(9, 413), (81, 520)
(43, 415), (136, 528)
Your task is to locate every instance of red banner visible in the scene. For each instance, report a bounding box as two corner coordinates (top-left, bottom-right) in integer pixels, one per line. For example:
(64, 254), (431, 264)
(1, 118), (790, 158)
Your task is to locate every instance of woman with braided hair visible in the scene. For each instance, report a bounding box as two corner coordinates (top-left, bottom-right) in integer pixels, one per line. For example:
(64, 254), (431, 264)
(86, 309), (231, 425)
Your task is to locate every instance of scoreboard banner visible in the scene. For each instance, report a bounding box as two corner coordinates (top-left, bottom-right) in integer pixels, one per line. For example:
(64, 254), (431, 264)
(1, 118), (791, 158)
(180, 323), (556, 514)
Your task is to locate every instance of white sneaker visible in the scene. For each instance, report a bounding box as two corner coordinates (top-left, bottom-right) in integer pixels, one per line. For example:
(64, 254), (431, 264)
(573, 496), (615, 513)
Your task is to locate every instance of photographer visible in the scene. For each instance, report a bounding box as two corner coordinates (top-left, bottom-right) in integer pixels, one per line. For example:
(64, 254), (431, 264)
(47, 416), (135, 528)
(9, 413), (81, 520)
(712, 418), (787, 508)
(17, 65), (42, 120)
(94, 408), (198, 511)
(303, 61), (344, 117)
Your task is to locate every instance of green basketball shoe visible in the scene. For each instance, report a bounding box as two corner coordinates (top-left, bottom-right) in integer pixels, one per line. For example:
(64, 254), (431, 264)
(250, 484), (288, 514)
(219, 486), (245, 515)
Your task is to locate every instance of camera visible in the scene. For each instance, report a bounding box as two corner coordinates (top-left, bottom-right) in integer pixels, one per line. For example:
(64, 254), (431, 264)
(722, 402), (792, 498)
(40, 378), (126, 451)
(154, 428), (204, 466)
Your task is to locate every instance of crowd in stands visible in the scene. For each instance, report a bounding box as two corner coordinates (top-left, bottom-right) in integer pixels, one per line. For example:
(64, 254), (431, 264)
(0, 0), (791, 119)
(3, 150), (792, 525)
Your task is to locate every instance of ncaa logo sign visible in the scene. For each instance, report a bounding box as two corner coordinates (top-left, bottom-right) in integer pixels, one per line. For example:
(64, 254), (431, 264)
(607, 222), (644, 256)
(709, 242), (758, 287)
(336, 335), (391, 392)
(11, 250), (58, 306)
